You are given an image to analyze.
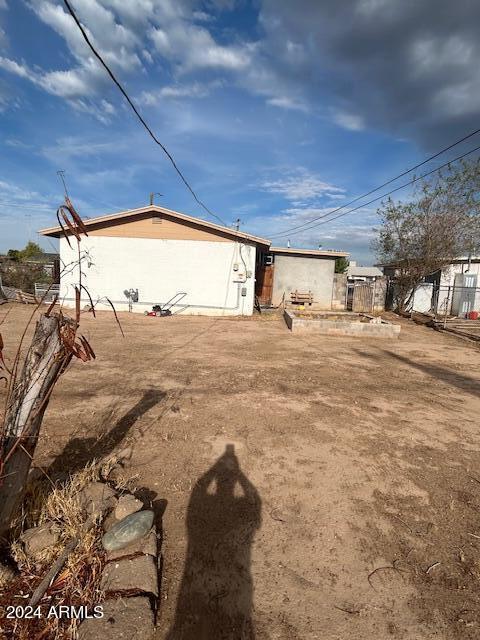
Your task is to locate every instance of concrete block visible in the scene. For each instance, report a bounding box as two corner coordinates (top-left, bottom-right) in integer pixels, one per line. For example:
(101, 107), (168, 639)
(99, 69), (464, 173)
(100, 555), (158, 596)
(78, 596), (154, 640)
(284, 310), (400, 338)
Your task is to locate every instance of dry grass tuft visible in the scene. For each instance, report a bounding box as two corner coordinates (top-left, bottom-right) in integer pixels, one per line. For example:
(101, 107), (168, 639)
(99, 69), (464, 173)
(1, 461), (110, 639)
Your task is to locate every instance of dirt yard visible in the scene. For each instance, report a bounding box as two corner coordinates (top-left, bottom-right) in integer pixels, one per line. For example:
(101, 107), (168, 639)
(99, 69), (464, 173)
(1, 304), (480, 639)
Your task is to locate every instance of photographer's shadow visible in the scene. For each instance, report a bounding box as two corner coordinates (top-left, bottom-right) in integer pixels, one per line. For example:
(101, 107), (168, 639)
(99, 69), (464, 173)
(167, 444), (261, 640)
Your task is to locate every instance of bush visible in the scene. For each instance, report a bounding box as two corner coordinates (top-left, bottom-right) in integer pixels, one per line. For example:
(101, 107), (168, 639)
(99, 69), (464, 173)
(0, 261), (52, 294)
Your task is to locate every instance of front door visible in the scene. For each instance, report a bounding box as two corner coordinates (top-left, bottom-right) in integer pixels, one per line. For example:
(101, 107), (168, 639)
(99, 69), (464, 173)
(255, 256), (275, 305)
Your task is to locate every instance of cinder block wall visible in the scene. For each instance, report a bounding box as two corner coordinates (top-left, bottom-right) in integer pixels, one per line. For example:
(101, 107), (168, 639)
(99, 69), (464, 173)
(271, 255), (336, 308)
(373, 277), (387, 312)
(332, 274), (347, 310)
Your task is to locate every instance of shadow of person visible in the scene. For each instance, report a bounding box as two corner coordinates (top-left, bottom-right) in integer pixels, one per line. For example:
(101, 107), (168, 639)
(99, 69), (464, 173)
(167, 444), (261, 640)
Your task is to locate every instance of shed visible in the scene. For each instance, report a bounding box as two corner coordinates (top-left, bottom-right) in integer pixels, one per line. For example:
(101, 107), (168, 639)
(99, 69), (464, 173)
(256, 247), (349, 308)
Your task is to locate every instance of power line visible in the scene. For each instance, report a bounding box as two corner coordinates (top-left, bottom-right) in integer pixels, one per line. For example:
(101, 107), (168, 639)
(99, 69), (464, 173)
(62, 0), (227, 227)
(0, 201), (54, 209)
(271, 144), (480, 239)
(269, 127), (480, 239)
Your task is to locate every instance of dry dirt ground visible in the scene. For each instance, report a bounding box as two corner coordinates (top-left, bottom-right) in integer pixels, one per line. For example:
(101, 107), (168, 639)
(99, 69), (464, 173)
(1, 304), (480, 639)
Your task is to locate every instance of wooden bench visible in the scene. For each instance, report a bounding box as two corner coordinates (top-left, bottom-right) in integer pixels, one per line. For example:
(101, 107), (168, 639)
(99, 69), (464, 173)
(290, 290), (313, 305)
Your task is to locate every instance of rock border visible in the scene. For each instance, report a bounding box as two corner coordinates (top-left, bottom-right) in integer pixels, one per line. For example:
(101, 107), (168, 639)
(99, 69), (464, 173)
(76, 484), (161, 640)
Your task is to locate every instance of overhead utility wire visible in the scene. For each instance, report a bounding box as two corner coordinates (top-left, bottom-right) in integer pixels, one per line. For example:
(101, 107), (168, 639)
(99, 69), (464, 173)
(271, 144), (480, 238)
(269, 127), (480, 239)
(0, 201), (56, 209)
(62, 0), (227, 227)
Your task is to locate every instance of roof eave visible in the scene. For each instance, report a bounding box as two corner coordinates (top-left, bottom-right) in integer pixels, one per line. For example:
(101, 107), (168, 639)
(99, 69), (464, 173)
(270, 246), (349, 258)
(39, 204), (271, 246)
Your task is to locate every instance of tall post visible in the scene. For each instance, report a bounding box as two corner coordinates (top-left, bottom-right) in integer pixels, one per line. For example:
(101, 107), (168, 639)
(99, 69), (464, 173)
(443, 286), (451, 328)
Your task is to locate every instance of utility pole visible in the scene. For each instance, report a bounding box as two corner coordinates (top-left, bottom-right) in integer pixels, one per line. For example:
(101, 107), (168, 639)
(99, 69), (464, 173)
(234, 218), (241, 231)
(57, 170), (69, 198)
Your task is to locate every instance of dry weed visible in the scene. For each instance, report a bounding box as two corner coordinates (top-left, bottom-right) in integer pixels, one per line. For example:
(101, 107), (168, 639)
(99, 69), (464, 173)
(1, 461), (110, 639)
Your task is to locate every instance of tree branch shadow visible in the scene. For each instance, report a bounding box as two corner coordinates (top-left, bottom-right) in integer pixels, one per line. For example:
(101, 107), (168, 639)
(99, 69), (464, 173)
(46, 388), (166, 479)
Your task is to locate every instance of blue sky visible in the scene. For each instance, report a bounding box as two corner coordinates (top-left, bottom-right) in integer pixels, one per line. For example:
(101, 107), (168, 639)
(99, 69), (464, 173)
(1, 0), (479, 263)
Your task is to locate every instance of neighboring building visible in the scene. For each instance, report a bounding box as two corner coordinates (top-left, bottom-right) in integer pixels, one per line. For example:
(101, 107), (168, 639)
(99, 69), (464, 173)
(256, 246), (350, 308)
(380, 256), (480, 316)
(434, 257), (480, 316)
(347, 261), (383, 282)
(40, 205), (270, 316)
(344, 261), (386, 313)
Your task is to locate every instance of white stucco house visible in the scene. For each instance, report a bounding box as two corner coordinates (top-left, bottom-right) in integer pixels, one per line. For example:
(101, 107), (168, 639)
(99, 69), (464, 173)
(40, 203), (350, 316)
(434, 257), (480, 316)
(40, 205), (270, 316)
(381, 256), (480, 316)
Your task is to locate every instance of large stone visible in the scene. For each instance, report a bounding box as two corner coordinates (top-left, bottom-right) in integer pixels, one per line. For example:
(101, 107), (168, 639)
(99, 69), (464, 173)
(106, 529), (157, 562)
(102, 510), (154, 552)
(100, 555), (158, 596)
(20, 523), (60, 557)
(115, 494), (143, 521)
(78, 482), (117, 518)
(77, 596), (154, 640)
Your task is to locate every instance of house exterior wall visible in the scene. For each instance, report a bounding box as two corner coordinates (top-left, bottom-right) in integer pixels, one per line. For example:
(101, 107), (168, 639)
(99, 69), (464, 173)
(271, 255), (336, 308)
(59, 235), (257, 316)
(437, 262), (480, 315)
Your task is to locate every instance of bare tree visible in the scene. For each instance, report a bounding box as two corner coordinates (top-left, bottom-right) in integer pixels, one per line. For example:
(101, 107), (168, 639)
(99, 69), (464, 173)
(373, 159), (480, 312)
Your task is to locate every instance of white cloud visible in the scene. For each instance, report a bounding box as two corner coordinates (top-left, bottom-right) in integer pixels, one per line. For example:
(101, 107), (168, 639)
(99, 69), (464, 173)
(267, 96), (309, 112)
(0, 179), (56, 212)
(0, 0), (262, 116)
(4, 138), (32, 148)
(142, 49), (153, 64)
(0, 1), (142, 104)
(247, 206), (378, 260)
(33, 0), (141, 71)
(149, 23), (250, 71)
(139, 82), (212, 105)
(40, 136), (124, 162)
(192, 10), (214, 22)
(0, 55), (116, 117)
(0, 57), (32, 80)
(0, 0), (309, 117)
(261, 169), (345, 203)
(40, 68), (93, 98)
(333, 111), (365, 131)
